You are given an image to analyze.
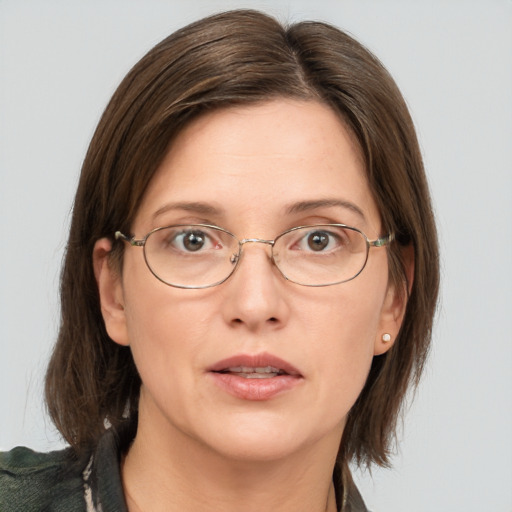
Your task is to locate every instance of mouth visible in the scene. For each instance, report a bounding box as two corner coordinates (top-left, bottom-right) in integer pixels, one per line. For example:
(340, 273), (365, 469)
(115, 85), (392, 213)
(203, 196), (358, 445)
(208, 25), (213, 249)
(207, 353), (303, 401)
(208, 352), (302, 378)
(218, 365), (287, 379)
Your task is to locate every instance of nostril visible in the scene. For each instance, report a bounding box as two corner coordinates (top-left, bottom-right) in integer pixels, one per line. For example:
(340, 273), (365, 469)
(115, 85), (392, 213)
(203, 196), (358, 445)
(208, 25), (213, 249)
(268, 317), (278, 323)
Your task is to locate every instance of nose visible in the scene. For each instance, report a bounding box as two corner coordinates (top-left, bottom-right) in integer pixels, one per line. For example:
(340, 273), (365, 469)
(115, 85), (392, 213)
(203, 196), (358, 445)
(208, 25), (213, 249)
(220, 240), (290, 332)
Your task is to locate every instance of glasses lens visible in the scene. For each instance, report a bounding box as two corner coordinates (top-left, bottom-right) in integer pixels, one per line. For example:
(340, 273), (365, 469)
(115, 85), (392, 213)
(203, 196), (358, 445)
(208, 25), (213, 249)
(144, 225), (239, 288)
(273, 225), (369, 286)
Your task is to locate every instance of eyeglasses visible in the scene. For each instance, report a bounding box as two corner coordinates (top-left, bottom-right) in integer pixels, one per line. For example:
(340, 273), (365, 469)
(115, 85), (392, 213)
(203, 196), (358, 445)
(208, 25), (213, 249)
(115, 224), (394, 289)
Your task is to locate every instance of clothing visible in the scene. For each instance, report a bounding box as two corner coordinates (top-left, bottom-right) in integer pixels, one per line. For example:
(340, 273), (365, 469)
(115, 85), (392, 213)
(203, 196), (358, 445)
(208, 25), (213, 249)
(0, 429), (368, 512)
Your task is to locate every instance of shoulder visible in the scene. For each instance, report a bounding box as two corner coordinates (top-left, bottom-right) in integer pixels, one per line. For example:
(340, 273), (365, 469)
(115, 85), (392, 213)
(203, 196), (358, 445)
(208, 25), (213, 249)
(0, 446), (88, 512)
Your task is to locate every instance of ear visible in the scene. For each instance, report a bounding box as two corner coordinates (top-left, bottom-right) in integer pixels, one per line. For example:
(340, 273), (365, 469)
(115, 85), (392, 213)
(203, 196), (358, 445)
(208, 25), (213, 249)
(93, 238), (130, 346)
(374, 244), (414, 356)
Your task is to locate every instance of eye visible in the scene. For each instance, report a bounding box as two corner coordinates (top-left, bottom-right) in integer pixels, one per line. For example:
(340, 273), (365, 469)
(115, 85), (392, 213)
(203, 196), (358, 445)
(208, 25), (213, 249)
(179, 230), (206, 251)
(152, 227), (223, 254)
(293, 228), (349, 253)
(172, 229), (218, 252)
(307, 231), (330, 251)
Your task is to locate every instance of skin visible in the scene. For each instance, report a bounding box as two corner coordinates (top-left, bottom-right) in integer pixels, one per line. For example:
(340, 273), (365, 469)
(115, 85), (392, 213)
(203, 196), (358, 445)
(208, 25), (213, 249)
(94, 99), (407, 512)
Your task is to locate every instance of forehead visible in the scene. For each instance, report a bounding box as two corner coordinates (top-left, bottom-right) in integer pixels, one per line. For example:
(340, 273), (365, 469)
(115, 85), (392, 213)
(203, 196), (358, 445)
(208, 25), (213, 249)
(136, 99), (381, 234)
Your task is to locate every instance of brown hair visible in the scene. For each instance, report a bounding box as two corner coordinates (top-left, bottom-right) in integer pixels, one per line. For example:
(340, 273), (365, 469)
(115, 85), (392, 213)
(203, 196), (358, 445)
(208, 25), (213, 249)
(45, 9), (439, 468)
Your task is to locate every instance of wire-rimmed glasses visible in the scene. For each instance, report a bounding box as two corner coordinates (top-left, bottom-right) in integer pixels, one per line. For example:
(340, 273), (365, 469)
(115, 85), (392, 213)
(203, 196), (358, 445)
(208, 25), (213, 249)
(115, 224), (394, 289)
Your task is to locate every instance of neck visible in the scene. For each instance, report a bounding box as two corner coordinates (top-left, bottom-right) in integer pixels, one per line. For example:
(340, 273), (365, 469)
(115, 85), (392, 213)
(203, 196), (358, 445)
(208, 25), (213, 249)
(122, 406), (341, 512)
(123, 455), (338, 512)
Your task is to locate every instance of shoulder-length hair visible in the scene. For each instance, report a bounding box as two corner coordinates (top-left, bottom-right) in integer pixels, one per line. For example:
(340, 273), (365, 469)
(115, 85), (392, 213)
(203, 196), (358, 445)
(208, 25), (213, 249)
(45, 9), (439, 468)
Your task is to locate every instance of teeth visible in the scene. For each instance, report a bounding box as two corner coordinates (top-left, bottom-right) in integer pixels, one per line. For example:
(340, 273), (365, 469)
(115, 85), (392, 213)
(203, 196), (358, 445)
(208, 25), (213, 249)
(223, 365), (283, 378)
(242, 373), (278, 379)
(227, 366), (281, 374)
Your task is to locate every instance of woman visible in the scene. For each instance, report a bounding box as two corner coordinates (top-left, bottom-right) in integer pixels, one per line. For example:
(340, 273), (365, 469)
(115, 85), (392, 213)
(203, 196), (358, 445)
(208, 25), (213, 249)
(0, 9), (439, 512)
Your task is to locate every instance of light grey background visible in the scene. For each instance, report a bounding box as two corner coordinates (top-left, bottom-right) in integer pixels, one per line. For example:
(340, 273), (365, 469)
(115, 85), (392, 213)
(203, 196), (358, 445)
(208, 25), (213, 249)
(1, 1), (511, 510)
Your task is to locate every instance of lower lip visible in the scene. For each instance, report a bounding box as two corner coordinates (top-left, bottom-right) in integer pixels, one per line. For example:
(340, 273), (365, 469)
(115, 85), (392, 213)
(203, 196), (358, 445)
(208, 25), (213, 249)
(209, 372), (302, 401)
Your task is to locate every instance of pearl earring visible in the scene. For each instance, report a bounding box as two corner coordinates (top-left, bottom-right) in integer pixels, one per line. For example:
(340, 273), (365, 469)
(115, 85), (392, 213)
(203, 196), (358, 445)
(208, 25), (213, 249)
(382, 333), (391, 343)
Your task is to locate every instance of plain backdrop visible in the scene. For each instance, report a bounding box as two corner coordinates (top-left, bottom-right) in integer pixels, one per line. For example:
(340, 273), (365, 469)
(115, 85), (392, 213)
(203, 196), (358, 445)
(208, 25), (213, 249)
(1, 1), (511, 511)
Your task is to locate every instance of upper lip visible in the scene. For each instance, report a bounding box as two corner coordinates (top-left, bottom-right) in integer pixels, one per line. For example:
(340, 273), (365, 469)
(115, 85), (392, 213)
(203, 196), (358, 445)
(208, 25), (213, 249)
(208, 352), (302, 376)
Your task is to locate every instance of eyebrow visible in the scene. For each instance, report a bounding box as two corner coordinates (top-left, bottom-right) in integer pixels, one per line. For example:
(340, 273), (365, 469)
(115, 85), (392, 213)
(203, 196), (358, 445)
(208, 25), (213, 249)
(285, 199), (366, 221)
(152, 201), (224, 220)
(151, 198), (366, 222)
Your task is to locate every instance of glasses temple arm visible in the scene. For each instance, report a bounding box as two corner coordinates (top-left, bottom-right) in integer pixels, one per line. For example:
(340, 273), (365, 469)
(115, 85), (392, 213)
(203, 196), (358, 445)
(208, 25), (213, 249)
(369, 232), (394, 247)
(115, 231), (145, 247)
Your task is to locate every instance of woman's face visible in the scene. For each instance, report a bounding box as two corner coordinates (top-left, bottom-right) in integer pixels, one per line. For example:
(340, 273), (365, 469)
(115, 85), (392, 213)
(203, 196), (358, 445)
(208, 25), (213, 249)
(96, 99), (403, 462)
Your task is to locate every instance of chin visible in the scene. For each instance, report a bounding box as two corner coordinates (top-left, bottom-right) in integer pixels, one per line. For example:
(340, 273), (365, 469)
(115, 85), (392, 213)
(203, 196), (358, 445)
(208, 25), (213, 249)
(192, 413), (344, 465)
(209, 435), (310, 464)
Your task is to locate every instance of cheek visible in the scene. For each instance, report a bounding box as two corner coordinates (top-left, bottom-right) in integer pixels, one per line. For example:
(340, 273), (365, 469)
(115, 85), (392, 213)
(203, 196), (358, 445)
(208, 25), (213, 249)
(121, 270), (228, 409)
(299, 278), (385, 353)
(123, 248), (213, 335)
(122, 286), (214, 430)
(296, 279), (387, 410)
(125, 288), (214, 364)
(120, 253), (201, 370)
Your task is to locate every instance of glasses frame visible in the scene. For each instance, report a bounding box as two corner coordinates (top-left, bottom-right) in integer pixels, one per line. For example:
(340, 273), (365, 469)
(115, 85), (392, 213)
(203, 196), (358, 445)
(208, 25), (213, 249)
(115, 224), (394, 289)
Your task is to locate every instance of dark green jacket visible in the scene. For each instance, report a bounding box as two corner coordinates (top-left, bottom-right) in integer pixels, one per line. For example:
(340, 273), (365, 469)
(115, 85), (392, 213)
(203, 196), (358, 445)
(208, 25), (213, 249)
(0, 429), (368, 512)
(0, 428), (126, 512)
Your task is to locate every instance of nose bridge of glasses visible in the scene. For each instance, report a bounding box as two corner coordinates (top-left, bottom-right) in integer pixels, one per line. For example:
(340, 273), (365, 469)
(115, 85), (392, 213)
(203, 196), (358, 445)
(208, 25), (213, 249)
(239, 238), (275, 247)
(232, 238), (275, 265)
